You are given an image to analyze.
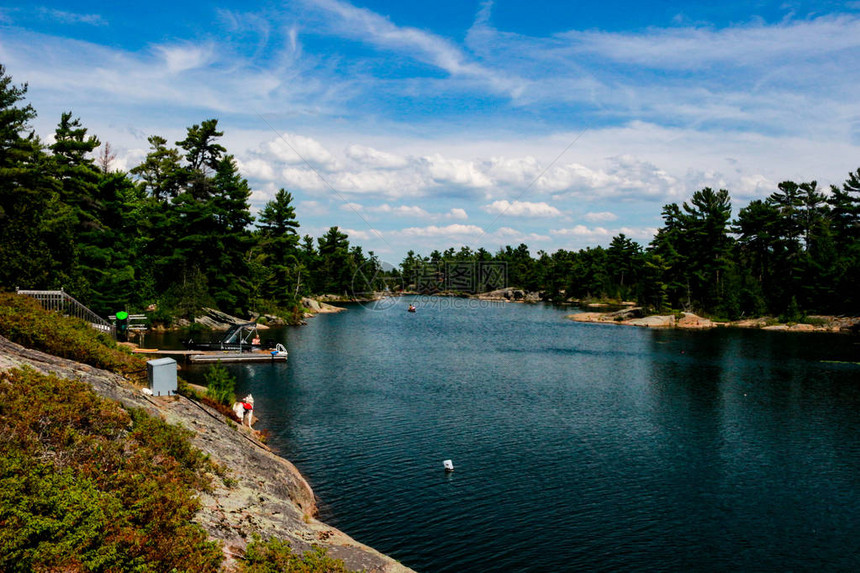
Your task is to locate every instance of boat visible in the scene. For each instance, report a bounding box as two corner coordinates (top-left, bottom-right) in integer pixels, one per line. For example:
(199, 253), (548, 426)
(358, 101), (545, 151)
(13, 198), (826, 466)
(182, 322), (275, 352)
(408, 304), (416, 313)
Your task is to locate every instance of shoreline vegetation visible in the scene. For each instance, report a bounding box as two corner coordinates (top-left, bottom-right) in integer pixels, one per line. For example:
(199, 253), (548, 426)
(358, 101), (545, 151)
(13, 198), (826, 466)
(146, 297), (346, 333)
(316, 290), (860, 334)
(120, 287), (859, 344)
(2, 64), (859, 333)
(565, 307), (860, 333)
(0, 293), (412, 572)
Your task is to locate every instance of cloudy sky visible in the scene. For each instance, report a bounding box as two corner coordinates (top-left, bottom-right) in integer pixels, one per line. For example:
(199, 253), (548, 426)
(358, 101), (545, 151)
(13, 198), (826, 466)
(2, 0), (859, 264)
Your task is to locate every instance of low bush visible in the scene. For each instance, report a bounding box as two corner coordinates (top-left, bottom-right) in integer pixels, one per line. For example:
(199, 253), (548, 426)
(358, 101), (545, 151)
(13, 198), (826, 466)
(204, 362), (236, 407)
(0, 292), (146, 374)
(0, 367), (223, 571)
(240, 535), (354, 573)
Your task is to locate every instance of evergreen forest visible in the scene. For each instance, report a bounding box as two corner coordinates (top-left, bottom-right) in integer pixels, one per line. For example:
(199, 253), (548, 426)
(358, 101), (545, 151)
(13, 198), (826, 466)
(1, 65), (858, 322)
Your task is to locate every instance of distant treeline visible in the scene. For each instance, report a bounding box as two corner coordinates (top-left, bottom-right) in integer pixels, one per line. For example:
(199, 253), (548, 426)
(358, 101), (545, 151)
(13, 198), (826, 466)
(1, 64), (858, 321)
(401, 177), (860, 319)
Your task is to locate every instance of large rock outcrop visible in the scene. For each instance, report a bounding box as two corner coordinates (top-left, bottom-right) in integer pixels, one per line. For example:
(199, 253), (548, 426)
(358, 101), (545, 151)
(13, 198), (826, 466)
(568, 311), (858, 332)
(302, 297), (347, 315)
(0, 335), (413, 573)
(476, 288), (542, 302)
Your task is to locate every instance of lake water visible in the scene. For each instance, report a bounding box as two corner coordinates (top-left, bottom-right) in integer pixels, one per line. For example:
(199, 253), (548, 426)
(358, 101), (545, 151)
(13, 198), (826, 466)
(161, 298), (860, 572)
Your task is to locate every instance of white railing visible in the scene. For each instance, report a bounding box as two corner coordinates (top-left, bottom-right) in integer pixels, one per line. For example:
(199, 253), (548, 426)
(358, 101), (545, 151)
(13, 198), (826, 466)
(16, 288), (116, 337)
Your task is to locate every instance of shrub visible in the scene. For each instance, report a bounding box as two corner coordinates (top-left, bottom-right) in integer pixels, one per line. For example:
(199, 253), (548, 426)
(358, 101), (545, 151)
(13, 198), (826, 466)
(0, 292), (146, 374)
(805, 316), (831, 327)
(204, 362), (236, 407)
(240, 535), (354, 573)
(779, 296), (804, 324)
(0, 367), (223, 571)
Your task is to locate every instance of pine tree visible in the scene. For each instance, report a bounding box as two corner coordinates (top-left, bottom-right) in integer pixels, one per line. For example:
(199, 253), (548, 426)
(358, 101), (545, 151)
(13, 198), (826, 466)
(257, 189), (303, 306)
(0, 66), (69, 291)
(827, 169), (860, 313)
(130, 136), (186, 201)
(316, 227), (352, 295)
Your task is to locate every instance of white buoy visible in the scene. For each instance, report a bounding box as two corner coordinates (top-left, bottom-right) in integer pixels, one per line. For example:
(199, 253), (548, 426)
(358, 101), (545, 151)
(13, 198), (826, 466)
(443, 459), (454, 472)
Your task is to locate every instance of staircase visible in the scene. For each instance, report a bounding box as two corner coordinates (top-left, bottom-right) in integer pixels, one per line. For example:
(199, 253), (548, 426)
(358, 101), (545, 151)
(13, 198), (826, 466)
(16, 288), (115, 337)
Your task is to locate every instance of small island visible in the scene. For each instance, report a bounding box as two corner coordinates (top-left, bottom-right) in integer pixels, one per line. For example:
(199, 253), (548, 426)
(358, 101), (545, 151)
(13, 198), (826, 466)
(566, 306), (860, 333)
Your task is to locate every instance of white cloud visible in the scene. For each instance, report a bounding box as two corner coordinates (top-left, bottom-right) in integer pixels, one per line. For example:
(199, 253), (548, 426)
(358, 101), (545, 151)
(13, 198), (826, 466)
(298, 200), (330, 216)
(584, 211), (618, 222)
(305, 0), (525, 96)
(379, 204), (432, 217)
(551, 225), (658, 248)
(333, 169), (423, 196)
(340, 203), (432, 218)
(281, 167), (327, 191)
(0, 21), (341, 125)
(561, 16), (860, 70)
(446, 208), (468, 220)
(345, 144), (408, 169)
(265, 135), (337, 169)
(483, 156), (542, 186)
(536, 163), (616, 194)
(603, 155), (684, 200)
(155, 43), (215, 74)
(40, 8), (106, 26)
(735, 174), (776, 200)
(423, 154), (493, 188)
(490, 227), (551, 243)
(393, 224), (484, 238)
(237, 157), (277, 181)
(341, 227), (374, 241)
(552, 225), (609, 237)
(483, 200), (563, 218)
(382, 224), (550, 253)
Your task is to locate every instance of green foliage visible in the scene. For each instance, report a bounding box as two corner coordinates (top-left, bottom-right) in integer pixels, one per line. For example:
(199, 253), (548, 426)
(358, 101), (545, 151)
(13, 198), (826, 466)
(240, 535), (354, 573)
(256, 188), (305, 310)
(779, 296), (804, 324)
(315, 226), (355, 295)
(204, 362), (236, 407)
(0, 292), (144, 374)
(0, 367), (223, 571)
(2, 63), (860, 321)
(163, 267), (216, 321)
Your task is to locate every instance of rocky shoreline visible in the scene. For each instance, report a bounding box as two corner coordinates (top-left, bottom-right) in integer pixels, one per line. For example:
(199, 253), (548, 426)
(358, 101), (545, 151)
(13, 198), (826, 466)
(567, 307), (860, 333)
(145, 298), (347, 334)
(0, 334), (413, 573)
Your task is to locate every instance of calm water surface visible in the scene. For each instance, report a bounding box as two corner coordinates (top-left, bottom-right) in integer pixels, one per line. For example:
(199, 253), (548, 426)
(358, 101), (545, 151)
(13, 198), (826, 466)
(162, 299), (860, 572)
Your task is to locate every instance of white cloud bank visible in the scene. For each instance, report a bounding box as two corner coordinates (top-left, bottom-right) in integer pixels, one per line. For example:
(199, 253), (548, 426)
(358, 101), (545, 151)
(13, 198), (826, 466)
(483, 200), (563, 218)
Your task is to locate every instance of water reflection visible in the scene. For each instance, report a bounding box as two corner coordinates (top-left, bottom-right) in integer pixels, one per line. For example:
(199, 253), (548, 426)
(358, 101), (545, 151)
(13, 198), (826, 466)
(144, 305), (860, 571)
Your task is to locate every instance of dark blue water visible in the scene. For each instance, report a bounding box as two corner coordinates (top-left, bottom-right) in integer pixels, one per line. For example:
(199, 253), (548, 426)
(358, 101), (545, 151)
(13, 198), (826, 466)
(167, 299), (860, 572)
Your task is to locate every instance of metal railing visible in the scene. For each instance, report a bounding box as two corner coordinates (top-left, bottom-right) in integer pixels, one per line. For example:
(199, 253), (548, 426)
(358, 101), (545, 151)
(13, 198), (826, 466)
(16, 288), (115, 337)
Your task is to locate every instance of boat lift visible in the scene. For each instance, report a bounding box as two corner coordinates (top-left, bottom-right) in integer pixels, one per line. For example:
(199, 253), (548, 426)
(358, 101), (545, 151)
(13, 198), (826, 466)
(182, 322), (275, 352)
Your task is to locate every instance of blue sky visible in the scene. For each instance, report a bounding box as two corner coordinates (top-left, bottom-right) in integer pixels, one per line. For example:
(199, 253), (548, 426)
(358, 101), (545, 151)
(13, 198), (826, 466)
(2, 1), (860, 264)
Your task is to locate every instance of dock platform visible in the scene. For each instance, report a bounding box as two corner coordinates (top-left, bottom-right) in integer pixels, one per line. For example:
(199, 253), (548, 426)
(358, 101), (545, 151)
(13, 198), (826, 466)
(133, 348), (287, 364)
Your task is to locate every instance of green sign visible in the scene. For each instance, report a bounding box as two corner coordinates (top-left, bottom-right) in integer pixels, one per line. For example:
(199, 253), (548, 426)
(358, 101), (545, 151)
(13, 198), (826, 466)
(116, 311), (128, 320)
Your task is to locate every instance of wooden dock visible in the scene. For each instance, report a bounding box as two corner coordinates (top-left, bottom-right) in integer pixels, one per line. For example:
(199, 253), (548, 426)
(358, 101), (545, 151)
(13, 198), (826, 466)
(132, 348), (287, 364)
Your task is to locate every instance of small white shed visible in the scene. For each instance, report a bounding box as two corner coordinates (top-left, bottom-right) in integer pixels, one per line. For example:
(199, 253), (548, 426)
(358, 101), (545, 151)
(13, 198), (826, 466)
(147, 357), (177, 396)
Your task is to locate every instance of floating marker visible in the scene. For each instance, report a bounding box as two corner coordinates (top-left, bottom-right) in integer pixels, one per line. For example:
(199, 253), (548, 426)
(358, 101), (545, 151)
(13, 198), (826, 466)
(443, 459), (454, 472)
